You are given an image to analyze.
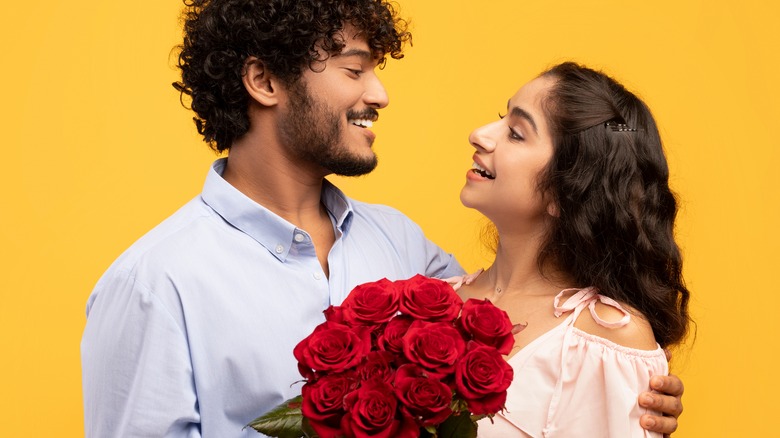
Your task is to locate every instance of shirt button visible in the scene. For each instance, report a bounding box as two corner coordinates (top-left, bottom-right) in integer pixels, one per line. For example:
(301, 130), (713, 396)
(313, 272), (322, 280)
(294, 233), (305, 243)
(275, 244), (284, 254)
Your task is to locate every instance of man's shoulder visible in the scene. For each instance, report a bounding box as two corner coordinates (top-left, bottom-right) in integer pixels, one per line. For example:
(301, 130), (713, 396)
(323, 181), (417, 229)
(343, 197), (464, 279)
(97, 197), (218, 284)
(348, 199), (417, 225)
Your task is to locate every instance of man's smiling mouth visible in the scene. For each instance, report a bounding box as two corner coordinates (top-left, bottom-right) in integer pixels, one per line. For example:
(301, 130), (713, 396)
(347, 108), (379, 129)
(349, 118), (374, 128)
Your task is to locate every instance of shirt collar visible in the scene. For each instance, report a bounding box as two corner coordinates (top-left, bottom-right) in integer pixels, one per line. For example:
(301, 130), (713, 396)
(201, 158), (354, 261)
(321, 178), (353, 235)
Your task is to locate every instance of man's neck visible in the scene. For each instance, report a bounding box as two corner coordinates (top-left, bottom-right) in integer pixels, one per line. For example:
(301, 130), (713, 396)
(222, 135), (329, 229)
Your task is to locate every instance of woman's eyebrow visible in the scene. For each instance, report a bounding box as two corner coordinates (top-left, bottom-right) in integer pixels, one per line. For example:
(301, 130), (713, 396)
(507, 101), (538, 135)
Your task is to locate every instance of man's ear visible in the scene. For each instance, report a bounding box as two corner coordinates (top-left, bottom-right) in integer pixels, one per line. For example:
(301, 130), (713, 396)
(242, 57), (279, 106)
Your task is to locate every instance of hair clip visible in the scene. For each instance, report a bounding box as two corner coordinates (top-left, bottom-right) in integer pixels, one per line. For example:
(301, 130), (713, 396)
(605, 121), (637, 132)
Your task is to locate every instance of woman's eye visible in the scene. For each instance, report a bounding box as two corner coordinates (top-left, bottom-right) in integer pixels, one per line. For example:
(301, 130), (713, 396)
(346, 69), (362, 77)
(499, 112), (523, 140)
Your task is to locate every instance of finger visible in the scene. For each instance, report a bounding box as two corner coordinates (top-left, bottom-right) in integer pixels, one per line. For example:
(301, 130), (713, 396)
(640, 392), (683, 418)
(651, 374), (685, 397)
(640, 413), (678, 435)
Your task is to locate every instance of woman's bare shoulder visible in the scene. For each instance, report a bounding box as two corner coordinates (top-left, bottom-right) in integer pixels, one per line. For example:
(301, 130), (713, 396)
(573, 299), (658, 351)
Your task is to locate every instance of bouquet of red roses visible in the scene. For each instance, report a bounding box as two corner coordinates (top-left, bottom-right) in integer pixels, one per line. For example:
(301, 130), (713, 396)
(248, 274), (520, 438)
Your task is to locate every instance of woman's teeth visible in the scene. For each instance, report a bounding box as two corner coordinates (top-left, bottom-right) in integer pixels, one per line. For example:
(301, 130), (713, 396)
(472, 162), (495, 179)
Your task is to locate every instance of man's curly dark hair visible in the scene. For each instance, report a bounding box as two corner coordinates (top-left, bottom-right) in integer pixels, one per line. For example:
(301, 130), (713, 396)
(173, 0), (411, 152)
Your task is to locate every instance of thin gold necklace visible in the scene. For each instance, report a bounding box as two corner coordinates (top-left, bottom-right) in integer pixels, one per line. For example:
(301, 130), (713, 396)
(489, 266), (505, 295)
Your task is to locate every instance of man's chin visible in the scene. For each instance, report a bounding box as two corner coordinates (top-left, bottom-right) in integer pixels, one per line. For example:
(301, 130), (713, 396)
(332, 165), (378, 177)
(329, 157), (378, 177)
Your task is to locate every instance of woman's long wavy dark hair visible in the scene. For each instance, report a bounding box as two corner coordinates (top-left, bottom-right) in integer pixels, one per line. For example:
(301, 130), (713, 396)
(173, 0), (411, 152)
(536, 62), (690, 348)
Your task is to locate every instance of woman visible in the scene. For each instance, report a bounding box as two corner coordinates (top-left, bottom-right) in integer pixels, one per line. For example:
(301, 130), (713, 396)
(457, 62), (691, 437)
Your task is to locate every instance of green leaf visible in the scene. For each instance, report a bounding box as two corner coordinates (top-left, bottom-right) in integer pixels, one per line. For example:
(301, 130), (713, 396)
(301, 418), (320, 438)
(435, 412), (478, 438)
(422, 425), (437, 437)
(470, 414), (487, 423)
(246, 395), (305, 438)
(450, 398), (470, 414)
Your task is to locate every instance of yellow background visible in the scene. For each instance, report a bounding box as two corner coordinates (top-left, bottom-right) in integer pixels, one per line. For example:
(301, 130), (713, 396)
(2, 0), (778, 436)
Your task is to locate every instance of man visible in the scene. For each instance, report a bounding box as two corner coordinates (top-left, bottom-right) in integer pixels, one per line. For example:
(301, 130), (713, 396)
(81, 1), (683, 436)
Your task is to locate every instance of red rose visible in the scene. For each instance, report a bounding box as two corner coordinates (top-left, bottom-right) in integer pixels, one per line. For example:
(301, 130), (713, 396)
(341, 380), (418, 438)
(357, 351), (395, 383)
(459, 298), (516, 355)
(403, 320), (466, 379)
(341, 278), (401, 325)
(377, 315), (413, 356)
(294, 321), (371, 377)
(323, 305), (345, 324)
(393, 364), (453, 427)
(301, 372), (357, 438)
(454, 342), (514, 415)
(398, 274), (463, 321)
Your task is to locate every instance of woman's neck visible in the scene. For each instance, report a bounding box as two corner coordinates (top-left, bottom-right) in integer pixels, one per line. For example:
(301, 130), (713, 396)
(487, 229), (572, 298)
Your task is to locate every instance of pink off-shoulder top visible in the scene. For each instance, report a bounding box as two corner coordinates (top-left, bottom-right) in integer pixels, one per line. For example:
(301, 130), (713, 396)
(450, 275), (667, 438)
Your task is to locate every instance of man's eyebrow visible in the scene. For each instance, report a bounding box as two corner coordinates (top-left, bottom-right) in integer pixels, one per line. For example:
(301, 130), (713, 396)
(507, 100), (538, 134)
(337, 48), (373, 60)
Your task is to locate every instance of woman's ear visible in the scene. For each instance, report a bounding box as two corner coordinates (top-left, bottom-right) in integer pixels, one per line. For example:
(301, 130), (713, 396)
(546, 201), (560, 218)
(242, 57), (279, 106)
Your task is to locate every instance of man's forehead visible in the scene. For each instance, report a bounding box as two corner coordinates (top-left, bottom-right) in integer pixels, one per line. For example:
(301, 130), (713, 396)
(335, 24), (384, 60)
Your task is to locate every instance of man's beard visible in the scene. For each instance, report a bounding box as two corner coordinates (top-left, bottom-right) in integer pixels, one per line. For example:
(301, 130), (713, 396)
(279, 80), (378, 177)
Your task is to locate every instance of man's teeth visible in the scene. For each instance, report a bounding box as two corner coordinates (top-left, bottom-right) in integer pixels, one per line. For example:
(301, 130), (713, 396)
(472, 162), (495, 179)
(350, 119), (373, 128)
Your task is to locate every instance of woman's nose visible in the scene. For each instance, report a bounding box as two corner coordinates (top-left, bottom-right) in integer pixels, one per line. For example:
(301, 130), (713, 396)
(468, 121), (500, 151)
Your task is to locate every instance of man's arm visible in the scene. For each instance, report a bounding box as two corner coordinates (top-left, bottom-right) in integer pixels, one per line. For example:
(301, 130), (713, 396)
(420, 234), (465, 279)
(638, 374), (684, 437)
(82, 272), (200, 437)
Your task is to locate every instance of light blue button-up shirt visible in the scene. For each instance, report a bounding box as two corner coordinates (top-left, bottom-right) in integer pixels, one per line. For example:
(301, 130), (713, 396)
(81, 159), (463, 437)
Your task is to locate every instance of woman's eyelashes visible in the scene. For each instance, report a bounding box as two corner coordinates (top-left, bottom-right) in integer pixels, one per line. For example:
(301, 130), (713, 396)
(499, 113), (524, 142)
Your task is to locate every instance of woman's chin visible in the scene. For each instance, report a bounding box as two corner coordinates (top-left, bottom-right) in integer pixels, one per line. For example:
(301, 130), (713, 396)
(459, 190), (487, 216)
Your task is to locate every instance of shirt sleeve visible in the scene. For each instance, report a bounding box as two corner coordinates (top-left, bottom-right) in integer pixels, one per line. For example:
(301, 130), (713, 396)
(544, 328), (668, 438)
(81, 269), (201, 437)
(344, 200), (465, 280)
(399, 214), (463, 279)
(422, 235), (465, 279)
